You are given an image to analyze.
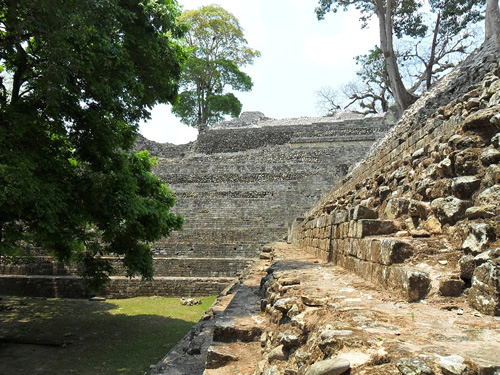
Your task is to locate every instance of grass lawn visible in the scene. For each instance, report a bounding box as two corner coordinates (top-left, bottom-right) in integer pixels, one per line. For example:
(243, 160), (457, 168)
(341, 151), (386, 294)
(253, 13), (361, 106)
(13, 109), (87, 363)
(0, 295), (216, 375)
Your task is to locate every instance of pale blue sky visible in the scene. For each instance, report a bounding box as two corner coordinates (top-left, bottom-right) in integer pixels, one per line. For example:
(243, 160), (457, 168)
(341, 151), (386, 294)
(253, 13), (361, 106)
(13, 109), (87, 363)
(139, 0), (379, 144)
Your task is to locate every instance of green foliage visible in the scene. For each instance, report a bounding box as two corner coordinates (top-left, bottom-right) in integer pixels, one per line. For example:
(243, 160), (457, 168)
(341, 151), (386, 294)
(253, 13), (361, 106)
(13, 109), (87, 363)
(172, 4), (260, 130)
(0, 0), (187, 290)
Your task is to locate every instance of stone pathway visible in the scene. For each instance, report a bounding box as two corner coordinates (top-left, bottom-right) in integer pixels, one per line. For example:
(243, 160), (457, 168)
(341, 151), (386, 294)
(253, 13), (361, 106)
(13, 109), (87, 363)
(151, 242), (500, 374)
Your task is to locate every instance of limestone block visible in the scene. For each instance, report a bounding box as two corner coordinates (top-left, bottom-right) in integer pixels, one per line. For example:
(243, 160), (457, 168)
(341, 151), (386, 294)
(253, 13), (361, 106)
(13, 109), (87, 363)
(476, 185), (500, 206)
(454, 149), (482, 176)
(337, 239), (346, 255)
(462, 105), (500, 132)
(459, 255), (476, 280)
(205, 345), (239, 369)
(332, 225), (340, 239)
(380, 238), (414, 265)
(348, 238), (359, 257)
(302, 295), (329, 307)
(388, 267), (431, 302)
(356, 220), (398, 237)
(268, 344), (287, 362)
(378, 185), (391, 201)
(384, 198), (410, 219)
(348, 220), (358, 238)
(369, 263), (386, 286)
(391, 165), (410, 181)
(408, 200), (430, 218)
(332, 210), (349, 225)
(356, 238), (371, 261)
(279, 329), (304, 349)
(492, 133), (500, 148)
(469, 259), (500, 316)
(421, 215), (442, 234)
(431, 197), (472, 224)
(462, 223), (496, 255)
(439, 278), (465, 297)
(305, 358), (350, 375)
(482, 165), (500, 188)
(481, 148), (500, 166)
(352, 205), (378, 220)
(274, 297), (298, 313)
(396, 357), (434, 375)
(436, 354), (467, 375)
(451, 176), (481, 199)
(368, 239), (382, 263)
(340, 222), (349, 239)
(465, 206), (496, 219)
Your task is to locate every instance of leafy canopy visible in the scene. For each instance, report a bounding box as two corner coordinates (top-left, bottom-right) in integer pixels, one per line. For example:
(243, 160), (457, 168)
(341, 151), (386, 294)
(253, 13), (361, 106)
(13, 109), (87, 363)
(172, 5), (260, 131)
(0, 0), (187, 290)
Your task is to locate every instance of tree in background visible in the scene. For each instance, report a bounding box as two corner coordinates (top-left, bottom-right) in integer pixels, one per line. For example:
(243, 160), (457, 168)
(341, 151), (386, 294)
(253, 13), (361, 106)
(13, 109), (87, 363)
(316, 0), (486, 115)
(486, 0), (500, 42)
(0, 0), (187, 291)
(172, 5), (260, 132)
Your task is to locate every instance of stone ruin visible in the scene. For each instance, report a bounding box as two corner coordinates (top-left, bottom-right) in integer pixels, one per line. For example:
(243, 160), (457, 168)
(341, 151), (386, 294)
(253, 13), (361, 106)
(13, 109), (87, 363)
(0, 35), (499, 375)
(150, 39), (500, 375)
(0, 106), (394, 298)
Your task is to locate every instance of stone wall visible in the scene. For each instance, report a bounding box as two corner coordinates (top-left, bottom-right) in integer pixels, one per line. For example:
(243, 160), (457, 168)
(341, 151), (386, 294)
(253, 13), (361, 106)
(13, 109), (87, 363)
(292, 39), (500, 315)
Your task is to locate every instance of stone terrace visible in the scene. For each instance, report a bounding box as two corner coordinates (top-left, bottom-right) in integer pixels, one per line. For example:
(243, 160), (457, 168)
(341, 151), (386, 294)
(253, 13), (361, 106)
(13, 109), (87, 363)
(0, 111), (393, 298)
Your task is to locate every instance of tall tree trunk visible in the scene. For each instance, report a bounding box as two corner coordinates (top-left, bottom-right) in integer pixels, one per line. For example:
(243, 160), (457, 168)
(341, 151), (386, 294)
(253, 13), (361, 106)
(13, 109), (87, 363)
(485, 0), (500, 42)
(375, 0), (417, 116)
(426, 12), (441, 90)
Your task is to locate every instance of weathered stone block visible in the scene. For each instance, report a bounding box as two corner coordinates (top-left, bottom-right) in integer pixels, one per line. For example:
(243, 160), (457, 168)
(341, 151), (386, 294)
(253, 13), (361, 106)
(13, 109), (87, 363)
(431, 196), (472, 224)
(388, 267), (431, 302)
(205, 345), (239, 369)
(384, 198), (410, 219)
(462, 223), (496, 255)
(469, 259), (500, 316)
(451, 176), (481, 199)
(380, 238), (414, 265)
(348, 220), (357, 238)
(476, 185), (500, 206)
(454, 149), (482, 176)
(347, 238), (359, 257)
(462, 105), (500, 132)
(439, 278), (465, 297)
(332, 210), (349, 225)
(356, 220), (398, 237)
(459, 255), (476, 280)
(408, 200), (430, 218)
(305, 358), (350, 375)
(396, 357), (434, 375)
(356, 239), (371, 261)
(367, 239), (382, 264)
(352, 205), (378, 220)
(481, 148), (500, 165)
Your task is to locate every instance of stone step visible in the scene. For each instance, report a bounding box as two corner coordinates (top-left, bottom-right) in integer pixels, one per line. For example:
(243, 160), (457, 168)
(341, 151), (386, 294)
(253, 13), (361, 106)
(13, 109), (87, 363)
(0, 275), (236, 299)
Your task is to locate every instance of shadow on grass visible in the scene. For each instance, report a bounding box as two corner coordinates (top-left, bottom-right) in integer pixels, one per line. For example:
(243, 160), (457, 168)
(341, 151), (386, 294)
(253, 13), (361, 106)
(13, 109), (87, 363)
(0, 296), (212, 375)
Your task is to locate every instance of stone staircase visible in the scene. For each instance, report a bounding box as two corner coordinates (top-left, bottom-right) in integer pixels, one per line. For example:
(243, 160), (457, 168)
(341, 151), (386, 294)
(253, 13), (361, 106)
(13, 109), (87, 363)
(0, 115), (394, 298)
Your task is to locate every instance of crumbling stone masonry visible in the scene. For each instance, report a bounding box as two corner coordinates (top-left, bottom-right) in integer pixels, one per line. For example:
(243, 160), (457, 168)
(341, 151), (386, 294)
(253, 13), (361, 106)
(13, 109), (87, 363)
(161, 39), (500, 375)
(292, 39), (500, 315)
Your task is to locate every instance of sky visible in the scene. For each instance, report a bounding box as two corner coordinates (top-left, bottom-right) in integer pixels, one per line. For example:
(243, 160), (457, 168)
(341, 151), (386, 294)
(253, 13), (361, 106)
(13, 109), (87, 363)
(139, 0), (379, 144)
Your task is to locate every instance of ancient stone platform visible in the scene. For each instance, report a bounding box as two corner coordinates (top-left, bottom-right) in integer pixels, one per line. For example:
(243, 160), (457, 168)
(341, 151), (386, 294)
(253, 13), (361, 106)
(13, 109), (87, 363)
(153, 243), (500, 375)
(0, 112), (393, 298)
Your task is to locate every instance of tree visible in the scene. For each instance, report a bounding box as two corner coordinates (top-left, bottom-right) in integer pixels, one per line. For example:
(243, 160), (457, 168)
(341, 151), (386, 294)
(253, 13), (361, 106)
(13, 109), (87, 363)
(315, 47), (391, 115)
(316, 0), (486, 115)
(172, 5), (260, 132)
(0, 0), (187, 291)
(486, 0), (500, 41)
